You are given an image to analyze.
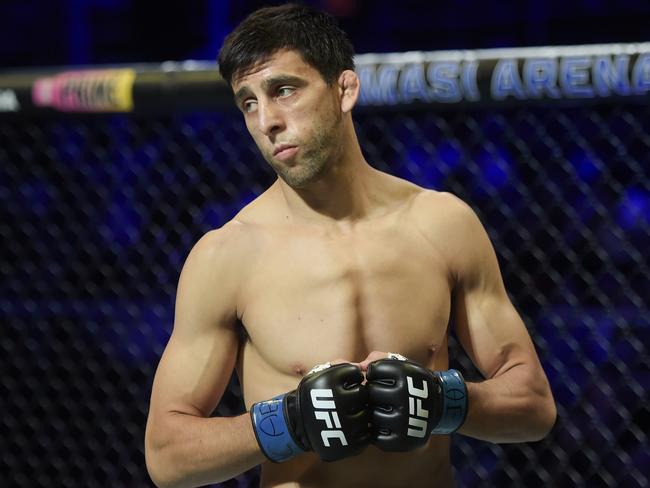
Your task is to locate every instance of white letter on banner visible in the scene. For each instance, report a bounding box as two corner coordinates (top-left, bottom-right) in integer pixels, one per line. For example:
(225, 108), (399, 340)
(592, 55), (631, 96)
(523, 58), (561, 99)
(0, 89), (20, 112)
(491, 59), (525, 100)
(560, 56), (594, 98)
(400, 63), (431, 103)
(632, 53), (650, 94)
(428, 62), (462, 102)
(358, 64), (401, 105)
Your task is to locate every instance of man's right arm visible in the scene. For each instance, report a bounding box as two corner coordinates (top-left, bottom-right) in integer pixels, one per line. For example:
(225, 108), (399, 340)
(145, 226), (265, 488)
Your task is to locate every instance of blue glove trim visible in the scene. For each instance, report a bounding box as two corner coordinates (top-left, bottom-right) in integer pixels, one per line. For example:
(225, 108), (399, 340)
(431, 369), (468, 434)
(250, 394), (304, 463)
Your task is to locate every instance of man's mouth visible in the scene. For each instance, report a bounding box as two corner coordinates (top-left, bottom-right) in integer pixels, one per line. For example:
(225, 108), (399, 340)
(273, 145), (299, 161)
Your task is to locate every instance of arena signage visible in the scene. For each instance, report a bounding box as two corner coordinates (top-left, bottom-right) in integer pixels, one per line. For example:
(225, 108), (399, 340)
(356, 45), (650, 105)
(1, 43), (650, 114)
(31, 69), (136, 112)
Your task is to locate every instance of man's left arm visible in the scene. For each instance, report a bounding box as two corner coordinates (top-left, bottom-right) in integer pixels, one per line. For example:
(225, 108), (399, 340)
(446, 195), (556, 443)
(362, 193), (556, 447)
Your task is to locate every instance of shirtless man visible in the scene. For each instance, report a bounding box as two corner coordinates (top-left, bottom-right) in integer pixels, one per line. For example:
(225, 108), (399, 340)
(144, 5), (556, 488)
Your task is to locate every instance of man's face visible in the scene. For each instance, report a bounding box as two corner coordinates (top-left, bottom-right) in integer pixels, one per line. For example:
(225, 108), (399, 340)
(231, 50), (343, 188)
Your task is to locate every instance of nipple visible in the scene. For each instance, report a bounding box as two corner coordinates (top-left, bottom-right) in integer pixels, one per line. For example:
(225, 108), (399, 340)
(291, 363), (306, 376)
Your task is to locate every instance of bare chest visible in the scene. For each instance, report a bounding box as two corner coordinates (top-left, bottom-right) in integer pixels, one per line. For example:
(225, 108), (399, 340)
(239, 222), (452, 376)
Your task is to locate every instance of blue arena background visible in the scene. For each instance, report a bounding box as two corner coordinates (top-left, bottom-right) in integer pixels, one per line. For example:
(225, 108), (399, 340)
(1, 1), (649, 487)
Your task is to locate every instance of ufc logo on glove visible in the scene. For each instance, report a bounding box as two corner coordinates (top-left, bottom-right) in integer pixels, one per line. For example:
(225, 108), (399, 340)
(406, 376), (430, 438)
(311, 389), (348, 447)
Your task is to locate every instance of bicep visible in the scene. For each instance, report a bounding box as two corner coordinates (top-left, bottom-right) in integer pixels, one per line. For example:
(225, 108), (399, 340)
(454, 283), (538, 379)
(148, 230), (241, 422)
(145, 320), (239, 460)
(150, 322), (238, 419)
(449, 202), (539, 379)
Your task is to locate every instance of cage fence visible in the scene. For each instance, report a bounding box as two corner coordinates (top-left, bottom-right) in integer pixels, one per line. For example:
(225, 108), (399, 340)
(1, 44), (649, 487)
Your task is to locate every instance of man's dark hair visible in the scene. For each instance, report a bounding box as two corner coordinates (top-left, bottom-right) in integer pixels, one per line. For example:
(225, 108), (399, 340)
(218, 4), (355, 86)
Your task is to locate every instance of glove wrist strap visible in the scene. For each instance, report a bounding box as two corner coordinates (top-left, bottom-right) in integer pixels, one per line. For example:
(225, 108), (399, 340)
(250, 394), (305, 463)
(431, 369), (468, 434)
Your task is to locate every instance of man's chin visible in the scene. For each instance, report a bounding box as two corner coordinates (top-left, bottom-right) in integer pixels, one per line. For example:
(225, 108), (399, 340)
(277, 167), (323, 189)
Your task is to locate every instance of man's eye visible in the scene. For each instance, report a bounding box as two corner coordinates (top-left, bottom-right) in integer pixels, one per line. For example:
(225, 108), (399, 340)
(277, 86), (295, 97)
(243, 100), (257, 113)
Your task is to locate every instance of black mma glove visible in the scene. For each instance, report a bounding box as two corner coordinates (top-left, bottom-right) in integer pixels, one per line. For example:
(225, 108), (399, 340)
(367, 355), (468, 452)
(251, 362), (370, 462)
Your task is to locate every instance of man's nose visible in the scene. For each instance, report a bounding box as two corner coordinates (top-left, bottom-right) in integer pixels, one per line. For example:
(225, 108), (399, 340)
(257, 101), (284, 136)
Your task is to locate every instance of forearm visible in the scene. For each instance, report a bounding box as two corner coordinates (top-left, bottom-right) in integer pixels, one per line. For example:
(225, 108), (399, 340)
(457, 364), (556, 443)
(145, 412), (265, 488)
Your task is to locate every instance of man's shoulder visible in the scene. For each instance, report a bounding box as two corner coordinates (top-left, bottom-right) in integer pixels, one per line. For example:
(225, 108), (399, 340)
(189, 219), (261, 270)
(375, 171), (469, 217)
(230, 182), (284, 225)
(409, 189), (476, 226)
(407, 190), (486, 259)
(197, 184), (279, 250)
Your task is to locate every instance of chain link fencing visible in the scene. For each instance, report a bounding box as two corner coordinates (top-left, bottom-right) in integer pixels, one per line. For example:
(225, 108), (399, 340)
(2, 55), (649, 487)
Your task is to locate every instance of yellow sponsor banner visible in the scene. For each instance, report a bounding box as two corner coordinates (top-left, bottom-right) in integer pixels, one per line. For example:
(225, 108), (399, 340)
(32, 69), (136, 112)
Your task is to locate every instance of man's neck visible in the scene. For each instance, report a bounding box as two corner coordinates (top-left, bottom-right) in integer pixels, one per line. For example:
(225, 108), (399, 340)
(275, 151), (386, 226)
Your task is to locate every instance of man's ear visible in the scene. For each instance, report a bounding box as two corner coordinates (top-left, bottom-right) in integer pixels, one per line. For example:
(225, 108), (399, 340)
(338, 70), (360, 113)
